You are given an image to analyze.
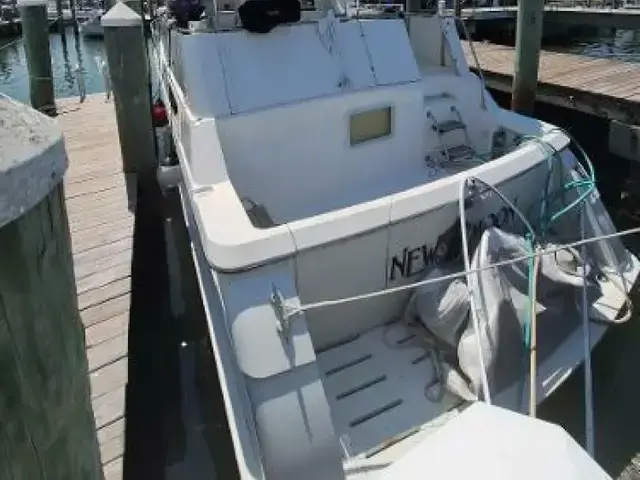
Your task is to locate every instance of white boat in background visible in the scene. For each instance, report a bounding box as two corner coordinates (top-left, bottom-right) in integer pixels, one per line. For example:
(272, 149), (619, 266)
(79, 9), (103, 37)
(148, 0), (639, 477)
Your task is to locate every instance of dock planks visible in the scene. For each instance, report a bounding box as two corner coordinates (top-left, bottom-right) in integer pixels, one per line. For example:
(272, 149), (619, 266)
(462, 42), (640, 123)
(56, 94), (132, 480)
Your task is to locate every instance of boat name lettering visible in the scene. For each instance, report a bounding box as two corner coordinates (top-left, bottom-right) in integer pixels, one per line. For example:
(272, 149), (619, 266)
(388, 204), (517, 281)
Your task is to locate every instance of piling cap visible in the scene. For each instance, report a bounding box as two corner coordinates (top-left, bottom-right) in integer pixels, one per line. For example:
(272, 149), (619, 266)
(0, 96), (67, 229)
(101, 2), (142, 27)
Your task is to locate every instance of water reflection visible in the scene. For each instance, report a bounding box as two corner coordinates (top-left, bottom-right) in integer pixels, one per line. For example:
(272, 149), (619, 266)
(60, 31), (75, 91)
(0, 26), (107, 103)
(553, 27), (640, 62)
(0, 39), (22, 84)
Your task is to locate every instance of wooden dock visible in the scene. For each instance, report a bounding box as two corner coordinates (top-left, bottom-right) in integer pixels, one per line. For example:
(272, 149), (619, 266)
(56, 94), (133, 480)
(459, 5), (640, 29)
(463, 42), (640, 124)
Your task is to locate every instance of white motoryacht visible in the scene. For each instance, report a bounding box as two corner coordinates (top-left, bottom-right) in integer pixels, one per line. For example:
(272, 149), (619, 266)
(147, 2), (639, 477)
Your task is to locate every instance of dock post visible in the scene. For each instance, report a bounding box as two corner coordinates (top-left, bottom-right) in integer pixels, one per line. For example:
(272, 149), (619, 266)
(511, 0), (544, 115)
(454, 0), (462, 19)
(55, 0), (64, 32)
(69, 0), (78, 32)
(17, 0), (56, 115)
(102, 2), (156, 207)
(0, 97), (102, 480)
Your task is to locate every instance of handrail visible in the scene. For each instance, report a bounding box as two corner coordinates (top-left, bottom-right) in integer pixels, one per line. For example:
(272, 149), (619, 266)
(455, 15), (488, 110)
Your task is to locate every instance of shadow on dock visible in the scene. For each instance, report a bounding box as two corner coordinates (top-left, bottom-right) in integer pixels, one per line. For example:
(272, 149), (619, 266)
(122, 181), (239, 479)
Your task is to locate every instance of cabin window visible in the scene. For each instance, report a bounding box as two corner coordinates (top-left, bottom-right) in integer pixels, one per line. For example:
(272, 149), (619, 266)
(349, 106), (392, 146)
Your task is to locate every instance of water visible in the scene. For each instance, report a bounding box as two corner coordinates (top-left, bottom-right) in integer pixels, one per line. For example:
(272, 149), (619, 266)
(551, 27), (640, 62)
(0, 27), (107, 103)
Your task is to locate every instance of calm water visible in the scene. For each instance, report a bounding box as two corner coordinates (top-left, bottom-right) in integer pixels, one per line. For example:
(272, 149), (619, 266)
(0, 27), (107, 103)
(552, 27), (640, 62)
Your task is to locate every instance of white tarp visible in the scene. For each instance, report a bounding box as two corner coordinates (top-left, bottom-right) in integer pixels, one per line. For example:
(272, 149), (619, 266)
(458, 228), (589, 397)
(380, 402), (612, 480)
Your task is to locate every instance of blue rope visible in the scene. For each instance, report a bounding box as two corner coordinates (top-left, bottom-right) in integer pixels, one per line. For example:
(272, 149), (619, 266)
(516, 130), (597, 348)
(523, 235), (535, 348)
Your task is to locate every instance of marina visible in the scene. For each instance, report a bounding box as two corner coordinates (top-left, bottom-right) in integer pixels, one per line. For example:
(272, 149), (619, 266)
(3, 0), (640, 479)
(464, 41), (640, 122)
(0, 27), (108, 103)
(460, 5), (640, 29)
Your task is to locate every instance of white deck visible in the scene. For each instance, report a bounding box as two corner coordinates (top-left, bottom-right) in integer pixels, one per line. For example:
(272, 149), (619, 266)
(316, 320), (460, 458)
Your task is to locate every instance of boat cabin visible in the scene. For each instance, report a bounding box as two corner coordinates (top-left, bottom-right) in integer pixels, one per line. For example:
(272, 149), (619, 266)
(151, 5), (640, 479)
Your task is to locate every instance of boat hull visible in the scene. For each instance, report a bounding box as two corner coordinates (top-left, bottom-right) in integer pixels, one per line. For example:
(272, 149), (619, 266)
(148, 16), (640, 479)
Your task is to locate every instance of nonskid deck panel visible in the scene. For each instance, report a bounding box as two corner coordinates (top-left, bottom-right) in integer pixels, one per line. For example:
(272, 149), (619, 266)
(316, 320), (460, 459)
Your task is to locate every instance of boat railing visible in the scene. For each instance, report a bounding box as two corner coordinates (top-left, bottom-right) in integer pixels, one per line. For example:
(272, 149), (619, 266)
(455, 15), (487, 109)
(434, 5), (487, 109)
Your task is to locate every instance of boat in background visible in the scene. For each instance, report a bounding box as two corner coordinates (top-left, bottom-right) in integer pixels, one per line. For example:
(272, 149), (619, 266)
(79, 9), (103, 37)
(149, 0), (639, 477)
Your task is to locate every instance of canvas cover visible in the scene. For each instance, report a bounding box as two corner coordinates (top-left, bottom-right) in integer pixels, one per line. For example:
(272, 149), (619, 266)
(409, 228), (595, 401)
(458, 228), (589, 397)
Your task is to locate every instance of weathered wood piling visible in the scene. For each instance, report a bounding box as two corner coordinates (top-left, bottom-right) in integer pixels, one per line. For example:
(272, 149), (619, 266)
(511, 0), (544, 114)
(102, 2), (156, 177)
(102, 1), (157, 210)
(70, 0), (78, 32)
(55, 0), (64, 32)
(0, 97), (101, 479)
(17, 0), (55, 115)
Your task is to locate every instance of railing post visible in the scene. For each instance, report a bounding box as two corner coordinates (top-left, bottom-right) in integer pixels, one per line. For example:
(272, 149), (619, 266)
(17, 0), (56, 115)
(0, 96), (102, 480)
(511, 0), (544, 115)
